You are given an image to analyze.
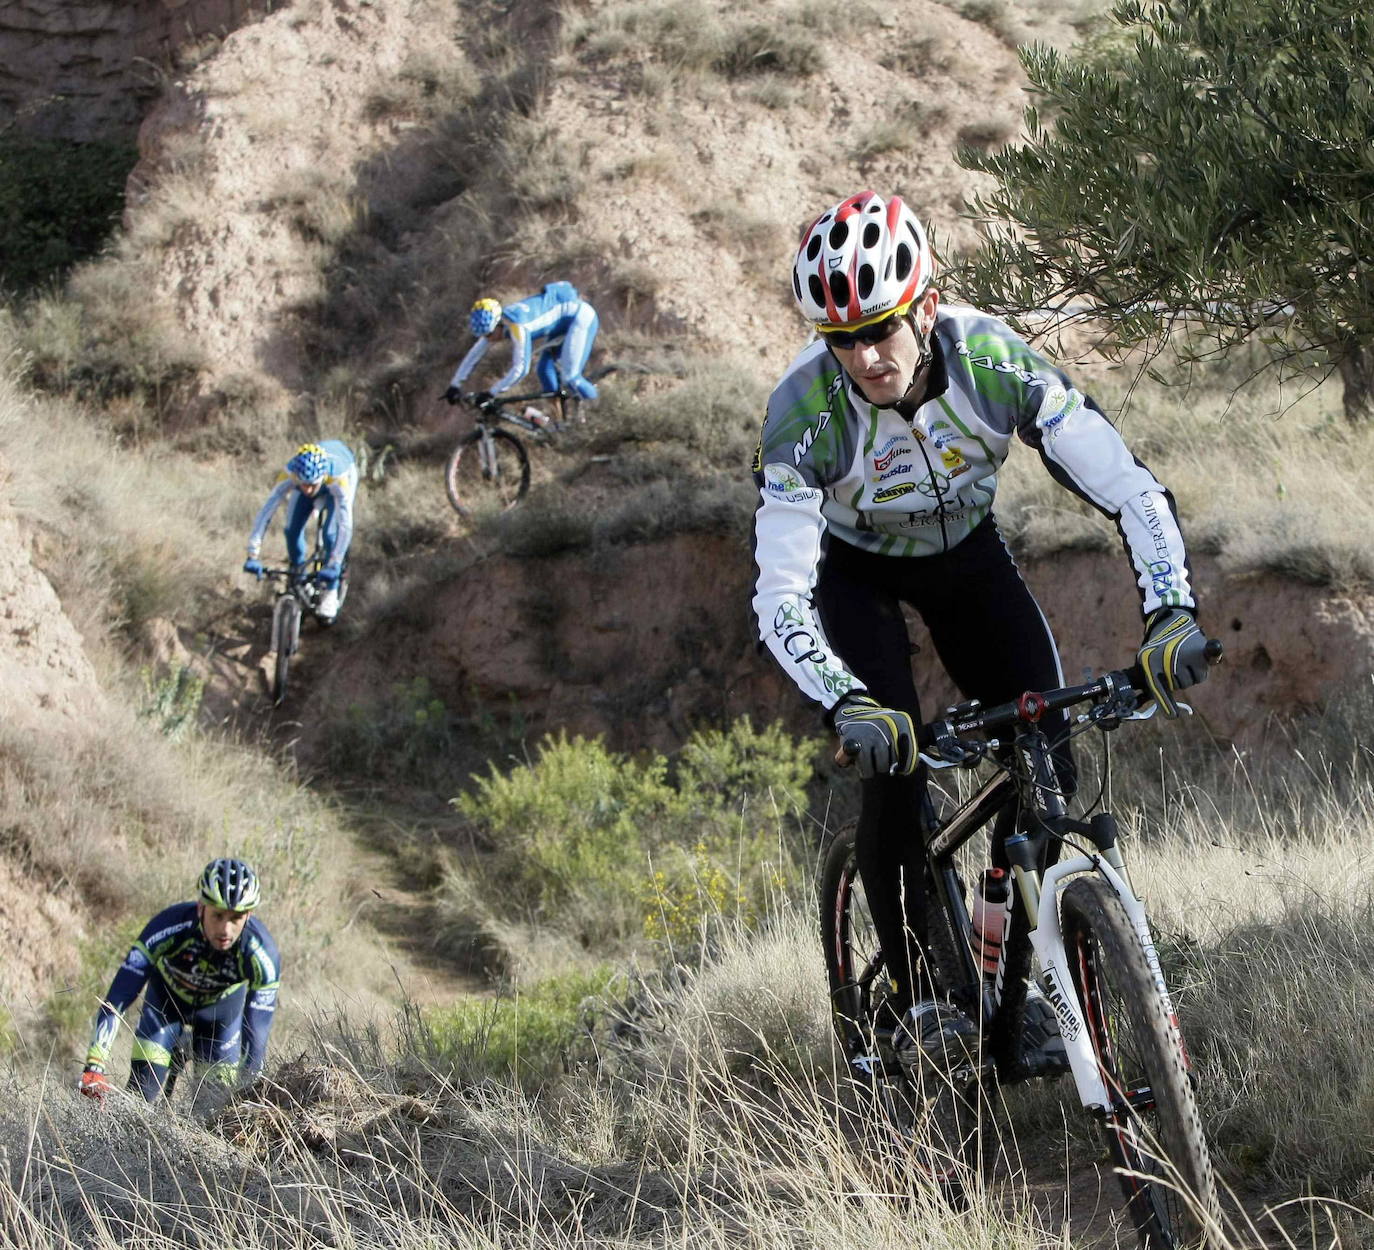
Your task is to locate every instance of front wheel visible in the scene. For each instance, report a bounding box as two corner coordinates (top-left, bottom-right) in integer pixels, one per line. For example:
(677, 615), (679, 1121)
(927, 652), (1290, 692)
(445, 427), (530, 516)
(1061, 876), (1219, 1249)
(271, 595), (301, 705)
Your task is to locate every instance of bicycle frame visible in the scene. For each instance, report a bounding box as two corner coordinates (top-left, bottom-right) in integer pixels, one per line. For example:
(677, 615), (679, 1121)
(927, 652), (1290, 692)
(473, 390), (559, 437)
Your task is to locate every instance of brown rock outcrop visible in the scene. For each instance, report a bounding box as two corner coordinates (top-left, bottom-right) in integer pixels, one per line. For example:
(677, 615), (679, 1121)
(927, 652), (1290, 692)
(0, 0), (265, 140)
(301, 536), (1373, 757)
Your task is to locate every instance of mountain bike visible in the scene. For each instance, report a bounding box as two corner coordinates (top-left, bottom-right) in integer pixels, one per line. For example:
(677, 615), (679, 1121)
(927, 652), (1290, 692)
(259, 553), (348, 705)
(444, 364), (619, 517)
(820, 647), (1224, 1247)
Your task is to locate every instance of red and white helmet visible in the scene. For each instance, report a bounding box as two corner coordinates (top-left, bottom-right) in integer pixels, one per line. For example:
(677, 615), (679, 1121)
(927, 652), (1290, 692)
(792, 191), (935, 329)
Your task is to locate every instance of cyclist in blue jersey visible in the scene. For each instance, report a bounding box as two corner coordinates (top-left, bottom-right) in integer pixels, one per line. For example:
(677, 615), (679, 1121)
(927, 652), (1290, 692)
(752, 191), (1212, 1075)
(79, 858), (281, 1104)
(242, 440), (357, 622)
(443, 281), (601, 421)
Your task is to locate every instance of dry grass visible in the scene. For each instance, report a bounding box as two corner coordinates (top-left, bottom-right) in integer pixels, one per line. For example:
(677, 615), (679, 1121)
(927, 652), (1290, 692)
(994, 355), (1374, 587)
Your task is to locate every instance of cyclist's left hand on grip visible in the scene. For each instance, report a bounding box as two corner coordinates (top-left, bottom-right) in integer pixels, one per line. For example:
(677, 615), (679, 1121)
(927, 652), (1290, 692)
(316, 567), (340, 589)
(832, 694), (917, 778)
(470, 390), (493, 407)
(243, 557), (263, 579)
(1137, 606), (1210, 717)
(442, 385), (462, 405)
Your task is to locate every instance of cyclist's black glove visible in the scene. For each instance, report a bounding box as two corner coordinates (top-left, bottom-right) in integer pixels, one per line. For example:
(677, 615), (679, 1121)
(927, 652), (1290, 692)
(470, 390), (493, 407)
(833, 693), (918, 779)
(443, 385), (462, 405)
(1137, 606), (1209, 718)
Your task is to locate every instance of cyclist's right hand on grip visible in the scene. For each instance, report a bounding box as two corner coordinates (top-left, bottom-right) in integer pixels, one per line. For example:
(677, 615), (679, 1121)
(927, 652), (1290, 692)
(443, 385), (462, 405)
(79, 1067), (113, 1102)
(832, 694), (917, 778)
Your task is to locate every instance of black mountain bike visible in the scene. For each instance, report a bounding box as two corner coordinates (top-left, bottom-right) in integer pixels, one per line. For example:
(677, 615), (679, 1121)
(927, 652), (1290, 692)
(444, 364), (618, 517)
(259, 553), (348, 705)
(820, 648), (1223, 1247)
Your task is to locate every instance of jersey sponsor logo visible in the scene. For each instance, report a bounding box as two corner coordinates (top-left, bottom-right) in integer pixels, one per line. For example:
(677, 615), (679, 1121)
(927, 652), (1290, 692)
(751, 432), (763, 475)
(953, 338), (1052, 391)
(872, 482), (918, 503)
(764, 463), (805, 494)
(762, 462), (816, 503)
(898, 508), (967, 529)
(772, 599), (826, 665)
(1038, 386), (1083, 438)
(791, 374), (845, 465)
(875, 464), (912, 482)
(1139, 493), (1177, 594)
(873, 444), (912, 471)
(940, 447), (968, 471)
(815, 666), (857, 698)
(145, 919), (195, 949)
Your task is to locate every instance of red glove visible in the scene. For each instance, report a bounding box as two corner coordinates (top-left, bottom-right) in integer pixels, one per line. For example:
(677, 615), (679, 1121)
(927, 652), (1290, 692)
(79, 1067), (114, 1103)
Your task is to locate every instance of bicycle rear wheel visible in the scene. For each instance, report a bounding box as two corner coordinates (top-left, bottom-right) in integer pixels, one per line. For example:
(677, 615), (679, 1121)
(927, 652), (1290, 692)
(271, 595), (301, 705)
(445, 427), (530, 516)
(818, 824), (983, 1201)
(1061, 876), (1219, 1249)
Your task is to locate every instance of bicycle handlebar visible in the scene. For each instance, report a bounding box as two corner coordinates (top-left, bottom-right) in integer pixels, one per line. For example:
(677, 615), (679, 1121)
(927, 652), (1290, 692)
(921, 638), (1224, 763)
(834, 638), (1222, 770)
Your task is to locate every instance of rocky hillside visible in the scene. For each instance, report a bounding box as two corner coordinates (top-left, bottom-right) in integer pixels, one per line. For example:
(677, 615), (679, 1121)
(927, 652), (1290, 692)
(32, 0), (1084, 430)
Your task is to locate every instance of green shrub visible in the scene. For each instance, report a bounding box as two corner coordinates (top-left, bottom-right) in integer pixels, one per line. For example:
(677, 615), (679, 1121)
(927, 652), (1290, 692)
(448, 720), (813, 955)
(0, 137), (137, 293)
(425, 967), (614, 1082)
(323, 676), (459, 786)
(138, 664), (205, 741)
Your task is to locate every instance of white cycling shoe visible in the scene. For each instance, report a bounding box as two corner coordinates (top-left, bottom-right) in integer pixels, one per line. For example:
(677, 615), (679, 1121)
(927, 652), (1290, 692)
(316, 587), (340, 622)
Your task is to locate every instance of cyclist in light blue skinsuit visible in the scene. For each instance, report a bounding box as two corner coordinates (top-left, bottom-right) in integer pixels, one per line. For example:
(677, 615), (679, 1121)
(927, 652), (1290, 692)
(443, 281), (600, 420)
(242, 441), (357, 622)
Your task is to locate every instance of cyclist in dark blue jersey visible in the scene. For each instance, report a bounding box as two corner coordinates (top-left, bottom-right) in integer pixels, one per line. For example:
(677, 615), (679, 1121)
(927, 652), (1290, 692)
(78, 858), (282, 1103)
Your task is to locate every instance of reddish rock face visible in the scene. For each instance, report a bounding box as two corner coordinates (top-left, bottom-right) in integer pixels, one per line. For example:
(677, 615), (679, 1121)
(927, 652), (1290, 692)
(0, 0), (263, 141)
(299, 535), (1374, 757)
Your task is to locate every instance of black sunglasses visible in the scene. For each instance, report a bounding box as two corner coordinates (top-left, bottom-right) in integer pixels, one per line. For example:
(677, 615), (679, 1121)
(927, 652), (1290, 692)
(819, 313), (906, 350)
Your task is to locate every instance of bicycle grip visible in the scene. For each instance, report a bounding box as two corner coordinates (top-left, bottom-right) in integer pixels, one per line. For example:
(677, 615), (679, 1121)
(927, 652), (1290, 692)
(835, 738), (860, 767)
(1203, 637), (1224, 663)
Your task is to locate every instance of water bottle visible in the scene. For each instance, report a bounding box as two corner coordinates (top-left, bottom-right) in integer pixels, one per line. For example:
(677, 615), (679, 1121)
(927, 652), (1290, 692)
(523, 405), (550, 429)
(971, 867), (1011, 978)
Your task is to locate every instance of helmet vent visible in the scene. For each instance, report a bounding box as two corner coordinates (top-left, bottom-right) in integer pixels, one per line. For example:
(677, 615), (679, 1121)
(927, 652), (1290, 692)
(827, 220), (849, 249)
(806, 234), (822, 261)
(828, 270), (851, 307)
(808, 274), (826, 307)
(857, 264), (875, 300)
(895, 243), (912, 282)
(862, 222), (881, 249)
(792, 270), (803, 301)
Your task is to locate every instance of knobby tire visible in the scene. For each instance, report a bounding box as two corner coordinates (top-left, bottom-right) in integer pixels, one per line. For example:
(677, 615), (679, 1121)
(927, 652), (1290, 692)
(818, 823), (985, 1205)
(445, 427), (530, 516)
(1061, 876), (1219, 1250)
(271, 595), (301, 705)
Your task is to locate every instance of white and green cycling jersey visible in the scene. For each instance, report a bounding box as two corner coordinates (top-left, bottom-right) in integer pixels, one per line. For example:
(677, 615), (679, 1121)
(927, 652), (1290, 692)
(751, 304), (1195, 711)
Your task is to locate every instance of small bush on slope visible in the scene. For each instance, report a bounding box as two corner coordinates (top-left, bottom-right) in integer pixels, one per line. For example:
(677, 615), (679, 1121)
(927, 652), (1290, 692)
(442, 719), (813, 966)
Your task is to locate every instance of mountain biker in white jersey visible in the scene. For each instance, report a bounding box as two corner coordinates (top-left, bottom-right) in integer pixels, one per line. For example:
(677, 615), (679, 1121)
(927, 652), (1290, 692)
(443, 281), (601, 423)
(751, 191), (1212, 1073)
(242, 441), (357, 622)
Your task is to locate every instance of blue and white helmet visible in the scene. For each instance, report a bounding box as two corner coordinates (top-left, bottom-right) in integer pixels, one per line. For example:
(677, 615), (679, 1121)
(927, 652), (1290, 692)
(287, 443), (329, 485)
(469, 297), (502, 336)
(198, 858), (262, 911)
